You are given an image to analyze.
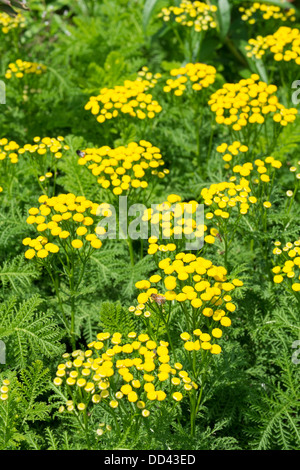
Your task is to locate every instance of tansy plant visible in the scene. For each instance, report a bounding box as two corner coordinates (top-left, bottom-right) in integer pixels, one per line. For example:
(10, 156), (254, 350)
(0, 11), (25, 34)
(0, 137), (20, 164)
(216, 141), (249, 172)
(238, 2), (296, 28)
(158, 1), (218, 61)
(84, 78), (162, 137)
(272, 238), (300, 305)
(130, 253), (242, 347)
(78, 140), (167, 201)
(130, 253), (243, 435)
(136, 67), (162, 90)
(5, 59), (46, 80)
(201, 179), (257, 267)
(141, 193), (218, 263)
(18, 136), (70, 196)
(23, 193), (102, 347)
(208, 74), (297, 151)
(52, 332), (194, 448)
(163, 63), (217, 163)
(230, 156), (281, 198)
(0, 138), (20, 196)
(0, 10), (26, 55)
(245, 27), (300, 101)
(228, 156), (284, 234)
(78, 140), (168, 265)
(4, 59), (47, 107)
(246, 26), (300, 65)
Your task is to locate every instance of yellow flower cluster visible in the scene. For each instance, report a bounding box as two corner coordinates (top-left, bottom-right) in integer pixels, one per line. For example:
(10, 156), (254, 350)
(180, 329), (222, 354)
(0, 12), (25, 34)
(201, 180), (257, 221)
(272, 239), (300, 292)
(163, 63), (216, 96)
(132, 254), (243, 333)
(239, 3), (296, 25)
(0, 138), (20, 164)
(245, 27), (300, 64)
(227, 157), (282, 210)
(85, 79), (162, 124)
(0, 136), (69, 166)
(53, 332), (195, 416)
(209, 74), (297, 131)
(0, 379), (10, 401)
(20, 136), (69, 159)
(39, 172), (53, 183)
(231, 156), (282, 180)
(78, 140), (167, 196)
(216, 141), (249, 170)
(141, 193), (218, 257)
(23, 193), (102, 260)
(136, 67), (162, 91)
(5, 60), (47, 79)
(158, 0), (217, 32)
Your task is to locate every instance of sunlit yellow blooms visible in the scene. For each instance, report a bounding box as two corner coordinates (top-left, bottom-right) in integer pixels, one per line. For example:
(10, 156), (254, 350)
(216, 141), (248, 170)
(173, 392), (183, 401)
(272, 239), (300, 296)
(23, 193), (102, 259)
(78, 141), (167, 196)
(201, 179), (257, 225)
(136, 67), (162, 90)
(53, 332), (194, 418)
(130, 253), (242, 342)
(158, 1), (218, 33)
(0, 138), (20, 164)
(209, 74), (297, 131)
(5, 60), (47, 79)
(85, 79), (162, 124)
(20, 136), (69, 163)
(0, 12), (25, 34)
(239, 3), (296, 26)
(246, 27), (300, 65)
(164, 63), (216, 95)
(143, 194), (218, 257)
(0, 379), (10, 401)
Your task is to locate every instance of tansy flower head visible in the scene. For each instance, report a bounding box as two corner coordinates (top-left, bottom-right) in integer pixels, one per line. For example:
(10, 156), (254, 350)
(53, 332), (194, 417)
(136, 67), (162, 91)
(245, 27), (300, 65)
(209, 74), (297, 131)
(0, 138), (20, 164)
(5, 60), (47, 80)
(216, 141), (249, 170)
(272, 239), (300, 294)
(239, 3), (296, 26)
(158, 1), (218, 33)
(85, 79), (162, 124)
(131, 254), (242, 333)
(142, 194), (218, 259)
(0, 12), (26, 34)
(78, 141), (167, 197)
(164, 63), (216, 96)
(23, 193), (103, 260)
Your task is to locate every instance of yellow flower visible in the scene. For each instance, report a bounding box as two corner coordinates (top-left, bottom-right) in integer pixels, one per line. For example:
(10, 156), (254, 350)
(172, 392), (183, 402)
(158, 1), (217, 33)
(71, 239), (83, 249)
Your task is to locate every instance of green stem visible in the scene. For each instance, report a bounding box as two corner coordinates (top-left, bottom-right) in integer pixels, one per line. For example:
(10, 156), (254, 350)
(127, 237), (135, 266)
